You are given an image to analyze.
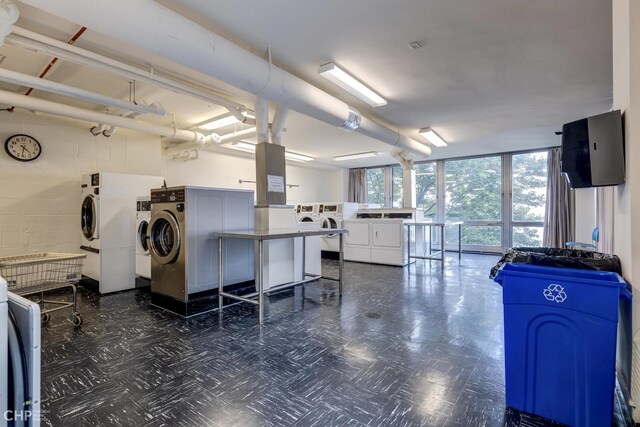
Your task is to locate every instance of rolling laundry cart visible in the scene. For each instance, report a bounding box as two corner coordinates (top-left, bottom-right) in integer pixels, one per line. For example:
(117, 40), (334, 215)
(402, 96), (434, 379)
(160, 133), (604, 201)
(0, 253), (86, 326)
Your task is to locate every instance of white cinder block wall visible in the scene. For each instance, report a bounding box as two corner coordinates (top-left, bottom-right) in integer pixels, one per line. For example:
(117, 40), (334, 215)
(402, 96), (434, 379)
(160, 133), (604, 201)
(0, 112), (347, 257)
(0, 111), (162, 256)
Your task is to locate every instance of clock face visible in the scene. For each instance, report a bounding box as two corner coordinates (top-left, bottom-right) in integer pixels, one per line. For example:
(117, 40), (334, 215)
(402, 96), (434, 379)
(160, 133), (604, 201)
(4, 134), (41, 162)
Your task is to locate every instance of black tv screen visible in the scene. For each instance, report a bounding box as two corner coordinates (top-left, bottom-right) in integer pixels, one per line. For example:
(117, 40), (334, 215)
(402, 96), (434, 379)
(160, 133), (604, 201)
(561, 110), (624, 188)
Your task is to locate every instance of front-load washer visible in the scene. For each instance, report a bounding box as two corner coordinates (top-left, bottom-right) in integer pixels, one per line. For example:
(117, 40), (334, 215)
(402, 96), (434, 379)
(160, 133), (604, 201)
(149, 186), (255, 317)
(319, 202), (358, 252)
(135, 196), (152, 279)
(80, 172), (164, 294)
(296, 203), (319, 223)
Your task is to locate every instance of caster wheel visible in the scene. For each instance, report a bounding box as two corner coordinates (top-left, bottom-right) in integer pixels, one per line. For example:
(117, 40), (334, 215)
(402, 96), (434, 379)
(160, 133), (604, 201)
(72, 315), (83, 326)
(41, 313), (50, 323)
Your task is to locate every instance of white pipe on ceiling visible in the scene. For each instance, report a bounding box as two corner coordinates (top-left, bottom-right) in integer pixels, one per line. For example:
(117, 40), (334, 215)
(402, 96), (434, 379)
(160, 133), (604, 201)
(0, 0), (17, 44)
(16, 0), (432, 157)
(0, 89), (215, 144)
(6, 30), (248, 118)
(0, 67), (166, 116)
(254, 97), (269, 144)
(271, 105), (289, 145)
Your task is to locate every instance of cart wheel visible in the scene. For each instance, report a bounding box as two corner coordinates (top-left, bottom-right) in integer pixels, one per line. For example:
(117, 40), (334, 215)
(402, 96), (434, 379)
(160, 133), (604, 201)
(72, 314), (83, 327)
(41, 313), (50, 323)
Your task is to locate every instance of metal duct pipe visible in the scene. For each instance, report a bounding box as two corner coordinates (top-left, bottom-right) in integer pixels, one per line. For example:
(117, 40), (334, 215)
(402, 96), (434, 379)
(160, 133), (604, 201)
(255, 97), (269, 144)
(17, 0), (432, 157)
(271, 105), (289, 145)
(90, 122), (105, 136)
(6, 29), (247, 116)
(0, 67), (165, 116)
(0, 90), (215, 144)
(164, 130), (255, 157)
(389, 147), (414, 170)
(0, 0), (18, 44)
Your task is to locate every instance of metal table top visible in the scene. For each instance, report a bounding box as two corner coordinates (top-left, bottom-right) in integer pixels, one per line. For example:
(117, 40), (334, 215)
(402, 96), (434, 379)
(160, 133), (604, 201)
(211, 228), (348, 241)
(405, 221), (464, 227)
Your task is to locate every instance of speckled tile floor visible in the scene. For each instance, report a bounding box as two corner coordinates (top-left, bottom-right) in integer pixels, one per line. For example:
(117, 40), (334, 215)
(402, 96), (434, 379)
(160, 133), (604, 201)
(37, 255), (630, 426)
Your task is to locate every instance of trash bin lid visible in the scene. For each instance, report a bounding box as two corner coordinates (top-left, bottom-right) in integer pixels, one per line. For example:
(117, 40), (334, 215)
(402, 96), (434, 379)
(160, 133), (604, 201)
(495, 263), (627, 288)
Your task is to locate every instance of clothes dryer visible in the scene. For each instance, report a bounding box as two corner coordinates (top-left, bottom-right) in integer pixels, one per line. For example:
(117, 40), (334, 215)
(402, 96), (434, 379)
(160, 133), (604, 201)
(135, 196), (152, 279)
(318, 202), (358, 252)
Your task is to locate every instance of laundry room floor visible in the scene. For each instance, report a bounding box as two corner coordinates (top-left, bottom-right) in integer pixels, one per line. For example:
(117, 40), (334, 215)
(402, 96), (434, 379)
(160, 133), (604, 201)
(38, 255), (631, 427)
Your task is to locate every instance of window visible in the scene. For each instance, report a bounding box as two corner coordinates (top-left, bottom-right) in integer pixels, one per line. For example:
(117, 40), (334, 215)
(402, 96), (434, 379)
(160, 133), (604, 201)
(510, 151), (548, 247)
(415, 162), (436, 220)
(366, 167), (385, 206)
(391, 166), (403, 208)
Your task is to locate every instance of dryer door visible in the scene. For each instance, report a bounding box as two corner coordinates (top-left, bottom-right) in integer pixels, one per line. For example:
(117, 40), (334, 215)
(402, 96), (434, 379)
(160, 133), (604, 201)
(81, 194), (98, 240)
(300, 216), (315, 223)
(136, 220), (150, 255)
(149, 211), (181, 264)
(321, 217), (338, 237)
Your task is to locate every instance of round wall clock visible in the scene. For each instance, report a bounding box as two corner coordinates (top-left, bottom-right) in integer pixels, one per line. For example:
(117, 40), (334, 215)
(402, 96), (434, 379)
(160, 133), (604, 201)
(4, 134), (41, 162)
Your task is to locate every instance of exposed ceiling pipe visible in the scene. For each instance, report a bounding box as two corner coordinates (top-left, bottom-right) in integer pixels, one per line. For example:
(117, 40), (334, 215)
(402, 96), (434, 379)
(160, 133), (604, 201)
(254, 97), (269, 144)
(0, 89), (216, 144)
(0, 0), (17, 44)
(164, 130), (256, 157)
(0, 67), (166, 116)
(6, 29), (248, 117)
(270, 105), (289, 146)
(17, 0), (432, 157)
(103, 106), (155, 137)
(89, 122), (105, 136)
(390, 147), (414, 170)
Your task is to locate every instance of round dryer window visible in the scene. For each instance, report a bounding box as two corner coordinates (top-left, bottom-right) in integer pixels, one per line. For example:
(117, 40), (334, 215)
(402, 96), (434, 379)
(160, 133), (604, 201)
(149, 211), (181, 264)
(300, 216), (315, 223)
(321, 217), (338, 237)
(81, 195), (96, 240)
(137, 220), (149, 253)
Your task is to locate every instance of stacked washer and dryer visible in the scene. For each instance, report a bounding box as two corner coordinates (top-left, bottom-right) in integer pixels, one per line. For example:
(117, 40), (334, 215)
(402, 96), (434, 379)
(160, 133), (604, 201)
(80, 172), (164, 294)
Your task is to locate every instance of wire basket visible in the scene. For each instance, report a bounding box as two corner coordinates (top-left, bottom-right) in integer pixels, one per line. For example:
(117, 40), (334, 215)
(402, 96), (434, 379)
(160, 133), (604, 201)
(0, 252), (87, 295)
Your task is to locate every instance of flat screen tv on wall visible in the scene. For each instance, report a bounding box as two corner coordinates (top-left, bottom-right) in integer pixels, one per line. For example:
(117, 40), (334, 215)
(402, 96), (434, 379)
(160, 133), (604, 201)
(561, 110), (625, 188)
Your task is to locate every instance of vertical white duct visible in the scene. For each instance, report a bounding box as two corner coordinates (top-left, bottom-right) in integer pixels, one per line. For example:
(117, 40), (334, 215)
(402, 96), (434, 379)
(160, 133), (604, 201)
(255, 97), (269, 144)
(18, 0), (432, 157)
(0, 0), (18, 44)
(271, 105), (289, 145)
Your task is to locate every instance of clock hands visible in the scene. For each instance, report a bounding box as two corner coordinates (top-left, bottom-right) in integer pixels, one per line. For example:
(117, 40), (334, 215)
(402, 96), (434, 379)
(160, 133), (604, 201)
(20, 144), (32, 157)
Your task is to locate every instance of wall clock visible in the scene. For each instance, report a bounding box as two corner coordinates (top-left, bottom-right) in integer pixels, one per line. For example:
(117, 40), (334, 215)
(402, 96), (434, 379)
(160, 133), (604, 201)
(4, 134), (41, 162)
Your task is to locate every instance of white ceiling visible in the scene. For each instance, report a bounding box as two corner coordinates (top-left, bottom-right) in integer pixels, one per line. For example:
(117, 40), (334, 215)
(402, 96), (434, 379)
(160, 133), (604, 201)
(0, 0), (612, 168)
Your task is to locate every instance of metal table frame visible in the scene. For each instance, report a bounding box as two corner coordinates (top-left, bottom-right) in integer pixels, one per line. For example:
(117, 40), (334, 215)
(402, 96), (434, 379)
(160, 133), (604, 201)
(405, 222), (463, 265)
(213, 228), (347, 324)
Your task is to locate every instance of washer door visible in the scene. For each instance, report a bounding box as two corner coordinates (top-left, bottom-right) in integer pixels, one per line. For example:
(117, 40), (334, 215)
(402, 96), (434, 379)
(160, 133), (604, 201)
(321, 217), (338, 237)
(81, 194), (97, 240)
(300, 216), (315, 223)
(136, 220), (150, 255)
(149, 211), (181, 264)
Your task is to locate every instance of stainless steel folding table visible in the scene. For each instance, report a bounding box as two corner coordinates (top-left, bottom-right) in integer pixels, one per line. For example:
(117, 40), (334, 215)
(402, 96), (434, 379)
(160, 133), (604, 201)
(212, 228), (347, 324)
(405, 221), (464, 265)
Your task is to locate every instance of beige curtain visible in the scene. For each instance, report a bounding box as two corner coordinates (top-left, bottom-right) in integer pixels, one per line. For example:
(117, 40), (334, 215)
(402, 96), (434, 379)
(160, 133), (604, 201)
(596, 186), (614, 253)
(543, 148), (575, 247)
(348, 168), (367, 203)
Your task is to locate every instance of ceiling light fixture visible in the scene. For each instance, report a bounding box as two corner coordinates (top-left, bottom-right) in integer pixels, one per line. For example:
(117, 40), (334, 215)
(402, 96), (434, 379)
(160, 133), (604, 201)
(285, 151), (314, 162)
(227, 142), (314, 162)
(219, 127), (257, 141)
(419, 127), (447, 147)
(199, 111), (255, 131)
(333, 151), (379, 161)
(318, 62), (387, 107)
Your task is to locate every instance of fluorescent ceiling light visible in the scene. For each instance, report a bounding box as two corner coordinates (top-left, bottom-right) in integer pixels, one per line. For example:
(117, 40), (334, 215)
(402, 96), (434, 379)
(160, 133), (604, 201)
(419, 128), (447, 147)
(333, 151), (379, 161)
(318, 62), (387, 107)
(227, 142), (314, 162)
(219, 127), (257, 141)
(285, 151), (314, 162)
(199, 111), (255, 131)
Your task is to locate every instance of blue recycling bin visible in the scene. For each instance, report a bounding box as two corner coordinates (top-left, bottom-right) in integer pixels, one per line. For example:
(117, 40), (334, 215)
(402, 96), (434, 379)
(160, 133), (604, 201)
(494, 263), (632, 427)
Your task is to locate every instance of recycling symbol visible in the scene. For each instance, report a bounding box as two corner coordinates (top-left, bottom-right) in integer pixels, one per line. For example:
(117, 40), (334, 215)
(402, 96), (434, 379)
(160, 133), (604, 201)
(543, 284), (567, 303)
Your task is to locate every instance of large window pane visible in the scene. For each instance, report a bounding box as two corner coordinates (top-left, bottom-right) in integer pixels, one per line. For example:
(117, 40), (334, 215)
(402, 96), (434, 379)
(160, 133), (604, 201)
(415, 162), (437, 220)
(512, 152), (548, 222)
(445, 157), (502, 221)
(367, 167), (385, 206)
(461, 225), (502, 246)
(392, 166), (403, 208)
(512, 226), (544, 247)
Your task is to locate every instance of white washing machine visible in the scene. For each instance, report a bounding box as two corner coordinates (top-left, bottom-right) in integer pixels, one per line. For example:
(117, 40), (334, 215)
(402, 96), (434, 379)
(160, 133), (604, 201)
(295, 203), (319, 223)
(149, 186), (255, 317)
(135, 196), (152, 279)
(318, 202), (359, 252)
(80, 172), (164, 294)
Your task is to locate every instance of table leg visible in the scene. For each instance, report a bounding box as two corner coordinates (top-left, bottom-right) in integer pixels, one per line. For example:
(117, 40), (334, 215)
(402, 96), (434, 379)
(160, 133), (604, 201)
(218, 237), (224, 312)
(406, 226), (411, 267)
(458, 224), (462, 260)
(440, 225), (445, 264)
(302, 235), (306, 281)
(258, 239), (264, 325)
(428, 226), (432, 255)
(339, 233), (344, 296)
